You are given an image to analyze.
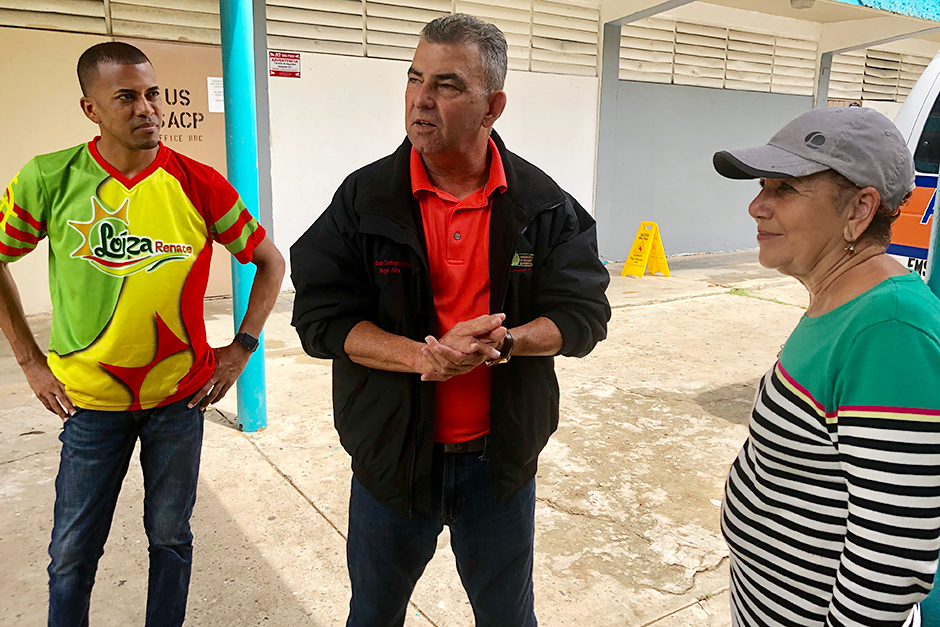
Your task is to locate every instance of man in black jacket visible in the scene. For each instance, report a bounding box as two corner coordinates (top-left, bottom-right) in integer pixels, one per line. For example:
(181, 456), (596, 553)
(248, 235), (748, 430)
(291, 13), (610, 627)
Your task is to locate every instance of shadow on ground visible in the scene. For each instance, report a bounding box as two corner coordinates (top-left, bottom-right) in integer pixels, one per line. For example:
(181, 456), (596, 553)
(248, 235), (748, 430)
(205, 406), (240, 431)
(0, 405), (326, 626)
(692, 383), (757, 426)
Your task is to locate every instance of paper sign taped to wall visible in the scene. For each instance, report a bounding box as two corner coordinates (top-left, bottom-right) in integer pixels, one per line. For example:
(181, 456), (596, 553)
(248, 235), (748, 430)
(270, 51), (301, 78)
(207, 77), (224, 113)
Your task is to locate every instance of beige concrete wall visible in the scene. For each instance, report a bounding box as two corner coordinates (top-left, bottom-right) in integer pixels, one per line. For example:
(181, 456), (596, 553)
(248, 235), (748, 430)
(0, 28), (234, 317)
(0, 27), (107, 316)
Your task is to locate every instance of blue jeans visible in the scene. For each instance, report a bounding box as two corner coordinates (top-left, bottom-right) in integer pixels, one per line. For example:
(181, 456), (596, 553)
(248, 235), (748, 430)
(47, 397), (204, 627)
(346, 443), (537, 627)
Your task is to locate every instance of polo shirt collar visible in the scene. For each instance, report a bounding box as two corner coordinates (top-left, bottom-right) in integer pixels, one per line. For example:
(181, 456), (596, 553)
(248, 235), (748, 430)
(410, 136), (508, 199)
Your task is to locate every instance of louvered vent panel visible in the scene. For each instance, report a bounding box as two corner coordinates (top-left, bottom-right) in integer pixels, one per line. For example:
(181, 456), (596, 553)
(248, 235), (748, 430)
(531, 1), (599, 77)
(266, 0), (601, 74)
(619, 17), (815, 96)
(4, 0), (603, 79)
(829, 50), (865, 100)
(673, 22), (726, 89)
(863, 49), (901, 101)
(266, 0), (363, 57)
(0, 0), (106, 34)
(456, 0), (531, 70)
(619, 18), (674, 83)
(726, 30), (772, 93)
(365, 0), (450, 61)
(111, 0), (219, 44)
(831, 45), (938, 104)
(899, 53), (932, 102)
(771, 36), (814, 95)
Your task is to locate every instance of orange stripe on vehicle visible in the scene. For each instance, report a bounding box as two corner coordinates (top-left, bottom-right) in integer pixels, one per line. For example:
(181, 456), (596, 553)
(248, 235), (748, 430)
(891, 185), (933, 250)
(892, 209), (931, 249)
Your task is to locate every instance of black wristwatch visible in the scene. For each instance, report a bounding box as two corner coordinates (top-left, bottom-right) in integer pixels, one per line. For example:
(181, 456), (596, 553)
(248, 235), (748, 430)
(234, 332), (260, 353)
(486, 330), (513, 367)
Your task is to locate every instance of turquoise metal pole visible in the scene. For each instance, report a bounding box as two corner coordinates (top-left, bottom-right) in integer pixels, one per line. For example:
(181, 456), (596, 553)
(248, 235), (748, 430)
(219, 0), (267, 431)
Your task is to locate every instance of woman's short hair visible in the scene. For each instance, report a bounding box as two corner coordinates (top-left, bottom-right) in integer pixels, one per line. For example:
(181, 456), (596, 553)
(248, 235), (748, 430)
(825, 170), (910, 247)
(420, 14), (508, 94)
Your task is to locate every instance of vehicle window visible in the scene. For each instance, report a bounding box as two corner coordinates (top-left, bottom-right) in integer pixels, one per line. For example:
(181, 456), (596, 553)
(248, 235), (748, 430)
(913, 91), (940, 174)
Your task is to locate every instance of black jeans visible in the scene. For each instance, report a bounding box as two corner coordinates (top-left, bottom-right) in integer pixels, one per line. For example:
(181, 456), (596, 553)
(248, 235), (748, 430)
(346, 444), (537, 627)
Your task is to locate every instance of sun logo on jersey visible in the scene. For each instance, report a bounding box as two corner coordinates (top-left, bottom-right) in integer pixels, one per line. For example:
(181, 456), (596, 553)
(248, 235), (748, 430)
(68, 196), (193, 276)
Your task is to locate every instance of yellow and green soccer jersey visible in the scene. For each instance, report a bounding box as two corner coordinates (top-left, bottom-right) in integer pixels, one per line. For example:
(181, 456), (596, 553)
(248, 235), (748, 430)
(0, 140), (265, 410)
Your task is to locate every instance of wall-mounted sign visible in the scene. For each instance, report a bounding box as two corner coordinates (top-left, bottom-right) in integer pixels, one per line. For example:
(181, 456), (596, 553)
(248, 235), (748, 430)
(207, 77), (224, 113)
(269, 51), (301, 78)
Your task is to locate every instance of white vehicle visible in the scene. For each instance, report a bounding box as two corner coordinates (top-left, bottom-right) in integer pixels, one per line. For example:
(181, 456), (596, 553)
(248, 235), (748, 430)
(888, 51), (940, 277)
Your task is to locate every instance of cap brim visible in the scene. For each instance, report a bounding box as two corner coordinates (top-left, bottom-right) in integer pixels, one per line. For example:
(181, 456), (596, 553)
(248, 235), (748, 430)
(713, 145), (829, 180)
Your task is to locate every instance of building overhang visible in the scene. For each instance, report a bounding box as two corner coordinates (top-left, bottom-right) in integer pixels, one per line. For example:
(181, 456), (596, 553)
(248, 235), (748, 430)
(602, 0), (940, 34)
(599, 0), (940, 106)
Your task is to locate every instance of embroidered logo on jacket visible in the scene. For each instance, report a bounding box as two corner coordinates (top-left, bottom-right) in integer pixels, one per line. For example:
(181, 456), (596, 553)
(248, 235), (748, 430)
(68, 197), (193, 277)
(511, 252), (534, 270)
(374, 259), (412, 275)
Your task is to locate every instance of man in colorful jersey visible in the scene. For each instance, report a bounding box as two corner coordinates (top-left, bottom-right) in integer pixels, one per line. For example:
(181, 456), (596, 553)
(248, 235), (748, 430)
(290, 14), (610, 626)
(0, 42), (285, 626)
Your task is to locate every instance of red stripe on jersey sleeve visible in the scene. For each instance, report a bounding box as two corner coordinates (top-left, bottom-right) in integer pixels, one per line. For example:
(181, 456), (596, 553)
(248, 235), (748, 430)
(0, 240), (33, 257)
(2, 219), (40, 245)
(12, 203), (44, 233)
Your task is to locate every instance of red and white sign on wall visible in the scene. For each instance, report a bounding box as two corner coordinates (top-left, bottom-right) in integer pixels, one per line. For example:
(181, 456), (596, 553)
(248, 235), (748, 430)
(269, 51), (301, 78)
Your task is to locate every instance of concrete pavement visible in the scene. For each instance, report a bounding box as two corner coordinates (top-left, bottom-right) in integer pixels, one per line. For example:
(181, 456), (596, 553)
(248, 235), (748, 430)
(0, 250), (809, 626)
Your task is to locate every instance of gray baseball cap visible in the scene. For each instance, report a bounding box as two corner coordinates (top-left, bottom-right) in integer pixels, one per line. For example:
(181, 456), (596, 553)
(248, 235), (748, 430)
(713, 107), (915, 209)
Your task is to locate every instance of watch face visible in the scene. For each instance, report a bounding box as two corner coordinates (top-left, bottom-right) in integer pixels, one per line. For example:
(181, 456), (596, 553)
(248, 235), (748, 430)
(236, 333), (259, 351)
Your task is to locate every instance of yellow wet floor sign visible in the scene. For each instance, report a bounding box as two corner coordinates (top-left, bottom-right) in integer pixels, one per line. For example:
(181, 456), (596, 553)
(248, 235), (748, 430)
(621, 221), (670, 278)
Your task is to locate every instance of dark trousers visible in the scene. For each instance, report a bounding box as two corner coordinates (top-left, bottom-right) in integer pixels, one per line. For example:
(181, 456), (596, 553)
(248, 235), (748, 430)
(47, 397), (204, 627)
(346, 444), (537, 627)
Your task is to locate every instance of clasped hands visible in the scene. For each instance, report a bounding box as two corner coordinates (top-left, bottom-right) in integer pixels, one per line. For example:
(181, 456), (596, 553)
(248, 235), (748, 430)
(417, 313), (508, 382)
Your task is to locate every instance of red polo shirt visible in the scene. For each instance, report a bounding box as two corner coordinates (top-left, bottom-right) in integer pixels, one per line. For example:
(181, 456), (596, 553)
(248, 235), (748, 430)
(411, 138), (507, 443)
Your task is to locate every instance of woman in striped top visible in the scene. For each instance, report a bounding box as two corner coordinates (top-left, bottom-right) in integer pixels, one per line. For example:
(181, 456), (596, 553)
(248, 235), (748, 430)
(712, 106), (940, 627)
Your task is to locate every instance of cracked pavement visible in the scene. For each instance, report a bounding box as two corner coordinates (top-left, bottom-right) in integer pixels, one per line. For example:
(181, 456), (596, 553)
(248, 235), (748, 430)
(0, 250), (809, 625)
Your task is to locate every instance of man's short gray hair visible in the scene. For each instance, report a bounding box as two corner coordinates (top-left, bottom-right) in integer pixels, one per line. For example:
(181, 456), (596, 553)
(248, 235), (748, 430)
(420, 14), (508, 94)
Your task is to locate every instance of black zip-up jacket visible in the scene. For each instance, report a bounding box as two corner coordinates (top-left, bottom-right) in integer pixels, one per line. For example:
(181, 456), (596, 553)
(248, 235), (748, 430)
(290, 132), (610, 516)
